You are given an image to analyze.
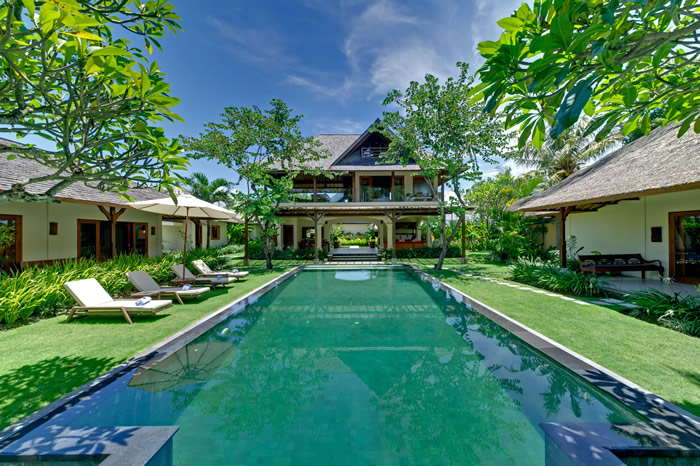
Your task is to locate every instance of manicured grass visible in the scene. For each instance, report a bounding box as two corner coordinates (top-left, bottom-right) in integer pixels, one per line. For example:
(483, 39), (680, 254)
(414, 263), (700, 418)
(0, 266), (292, 430)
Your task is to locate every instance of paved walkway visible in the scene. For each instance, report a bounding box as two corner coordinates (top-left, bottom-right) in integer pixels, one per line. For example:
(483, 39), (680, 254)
(430, 266), (592, 306)
(604, 275), (699, 297)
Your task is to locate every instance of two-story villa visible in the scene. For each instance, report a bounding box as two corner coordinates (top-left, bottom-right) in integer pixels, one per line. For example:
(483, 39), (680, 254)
(264, 123), (444, 259)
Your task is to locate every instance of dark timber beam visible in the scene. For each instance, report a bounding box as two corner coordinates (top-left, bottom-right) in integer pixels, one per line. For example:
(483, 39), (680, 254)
(98, 206), (126, 259)
(559, 206), (574, 269)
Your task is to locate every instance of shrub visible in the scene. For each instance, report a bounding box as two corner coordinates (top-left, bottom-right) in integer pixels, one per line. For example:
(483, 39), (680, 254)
(382, 245), (462, 260)
(625, 288), (700, 337)
(340, 238), (369, 246)
(248, 243), (327, 261)
(510, 257), (607, 297)
(0, 247), (231, 327)
(0, 254), (177, 326)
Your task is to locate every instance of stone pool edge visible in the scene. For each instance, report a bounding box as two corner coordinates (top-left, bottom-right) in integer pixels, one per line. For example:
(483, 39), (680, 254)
(403, 263), (700, 464)
(0, 265), (307, 461)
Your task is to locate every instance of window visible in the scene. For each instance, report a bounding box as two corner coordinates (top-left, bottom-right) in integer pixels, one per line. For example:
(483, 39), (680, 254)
(211, 224), (221, 241)
(0, 214), (22, 270)
(393, 176), (404, 201)
(78, 220), (148, 260)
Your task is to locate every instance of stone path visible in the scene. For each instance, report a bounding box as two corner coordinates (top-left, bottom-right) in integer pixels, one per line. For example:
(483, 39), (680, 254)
(408, 264), (592, 306)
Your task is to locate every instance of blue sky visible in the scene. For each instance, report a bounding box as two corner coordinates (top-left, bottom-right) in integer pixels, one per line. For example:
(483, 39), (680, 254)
(151, 0), (525, 182)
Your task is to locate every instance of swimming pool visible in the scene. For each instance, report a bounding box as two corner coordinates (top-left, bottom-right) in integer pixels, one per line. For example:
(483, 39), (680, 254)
(4, 267), (653, 464)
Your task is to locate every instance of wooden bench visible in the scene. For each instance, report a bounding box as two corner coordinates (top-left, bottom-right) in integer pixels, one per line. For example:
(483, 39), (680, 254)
(578, 254), (664, 280)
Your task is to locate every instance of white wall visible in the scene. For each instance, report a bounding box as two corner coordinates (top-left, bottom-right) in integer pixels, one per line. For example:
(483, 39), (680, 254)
(162, 220), (229, 252)
(0, 200), (162, 262)
(565, 189), (700, 277)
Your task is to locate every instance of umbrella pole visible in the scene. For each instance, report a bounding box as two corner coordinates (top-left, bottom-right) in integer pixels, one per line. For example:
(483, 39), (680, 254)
(183, 207), (189, 280)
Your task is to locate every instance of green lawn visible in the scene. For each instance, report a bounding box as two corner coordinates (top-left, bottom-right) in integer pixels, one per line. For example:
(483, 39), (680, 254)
(411, 260), (700, 418)
(0, 266), (291, 430)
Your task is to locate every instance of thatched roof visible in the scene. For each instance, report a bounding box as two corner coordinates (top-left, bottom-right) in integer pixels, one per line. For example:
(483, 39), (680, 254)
(510, 124), (700, 212)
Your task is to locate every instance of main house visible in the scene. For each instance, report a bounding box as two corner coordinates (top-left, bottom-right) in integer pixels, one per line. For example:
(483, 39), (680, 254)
(510, 124), (700, 285)
(0, 139), (229, 270)
(264, 124), (443, 256)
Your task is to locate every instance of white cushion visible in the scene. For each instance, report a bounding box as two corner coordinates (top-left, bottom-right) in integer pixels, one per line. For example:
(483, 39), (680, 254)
(126, 271), (161, 292)
(64, 279), (113, 307)
(192, 260), (213, 275)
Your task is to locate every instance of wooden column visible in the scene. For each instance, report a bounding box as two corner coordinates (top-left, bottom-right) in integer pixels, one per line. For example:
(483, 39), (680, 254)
(391, 171), (395, 201)
(384, 211), (403, 262)
(98, 206), (126, 258)
(243, 216), (250, 266)
(559, 207), (574, 269)
(352, 175), (356, 202)
(313, 176), (318, 203)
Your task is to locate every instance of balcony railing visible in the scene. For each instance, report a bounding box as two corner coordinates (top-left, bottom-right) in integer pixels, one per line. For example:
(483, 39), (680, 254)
(289, 188), (353, 203)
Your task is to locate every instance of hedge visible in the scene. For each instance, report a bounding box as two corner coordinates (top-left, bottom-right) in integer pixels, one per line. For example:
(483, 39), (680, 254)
(248, 244), (328, 261)
(0, 247), (229, 327)
(381, 245), (462, 259)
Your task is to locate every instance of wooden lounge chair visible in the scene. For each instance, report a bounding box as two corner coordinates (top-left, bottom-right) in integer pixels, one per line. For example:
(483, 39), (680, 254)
(126, 270), (210, 305)
(191, 259), (249, 280)
(64, 278), (173, 324)
(170, 265), (236, 288)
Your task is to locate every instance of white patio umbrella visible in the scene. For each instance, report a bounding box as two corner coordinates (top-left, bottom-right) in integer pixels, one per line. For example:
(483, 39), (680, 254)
(130, 194), (240, 279)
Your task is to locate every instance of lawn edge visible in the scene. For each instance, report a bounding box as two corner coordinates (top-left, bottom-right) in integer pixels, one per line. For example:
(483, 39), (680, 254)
(0, 265), (305, 448)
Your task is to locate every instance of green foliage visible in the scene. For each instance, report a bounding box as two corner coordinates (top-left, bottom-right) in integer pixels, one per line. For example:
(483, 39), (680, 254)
(183, 172), (233, 204)
(509, 117), (621, 186)
(510, 257), (607, 297)
(181, 99), (330, 269)
(374, 62), (506, 270)
(626, 288), (700, 337)
(467, 170), (547, 262)
(0, 254), (176, 326)
(477, 1), (700, 147)
(0, 0), (186, 202)
(0, 247), (231, 326)
(248, 242), (327, 261)
(339, 237), (369, 247)
(382, 246), (461, 260)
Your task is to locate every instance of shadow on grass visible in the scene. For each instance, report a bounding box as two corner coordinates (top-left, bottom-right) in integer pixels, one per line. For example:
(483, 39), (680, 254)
(669, 368), (700, 418)
(0, 355), (118, 430)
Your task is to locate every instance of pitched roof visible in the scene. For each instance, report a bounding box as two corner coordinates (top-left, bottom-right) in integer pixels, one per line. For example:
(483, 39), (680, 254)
(0, 139), (166, 206)
(266, 125), (422, 172)
(509, 124), (700, 212)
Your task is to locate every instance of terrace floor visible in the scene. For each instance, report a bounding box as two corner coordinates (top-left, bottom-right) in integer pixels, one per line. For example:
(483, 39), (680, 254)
(329, 247), (379, 255)
(604, 275), (699, 297)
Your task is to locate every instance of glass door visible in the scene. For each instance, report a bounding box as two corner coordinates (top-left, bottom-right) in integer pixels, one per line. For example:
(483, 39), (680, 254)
(134, 223), (148, 256)
(0, 215), (21, 271)
(670, 211), (700, 283)
(360, 177), (371, 202)
(78, 220), (100, 260)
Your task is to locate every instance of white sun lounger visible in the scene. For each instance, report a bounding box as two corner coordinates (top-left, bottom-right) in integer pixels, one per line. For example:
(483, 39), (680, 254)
(170, 265), (236, 288)
(126, 270), (210, 305)
(64, 278), (173, 324)
(191, 259), (249, 280)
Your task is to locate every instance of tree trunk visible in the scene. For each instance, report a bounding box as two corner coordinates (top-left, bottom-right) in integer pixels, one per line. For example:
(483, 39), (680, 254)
(435, 203), (448, 271)
(262, 234), (274, 270)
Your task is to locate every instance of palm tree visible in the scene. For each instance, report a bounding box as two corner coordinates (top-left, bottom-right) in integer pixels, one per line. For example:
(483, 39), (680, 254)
(509, 118), (621, 186)
(183, 172), (234, 248)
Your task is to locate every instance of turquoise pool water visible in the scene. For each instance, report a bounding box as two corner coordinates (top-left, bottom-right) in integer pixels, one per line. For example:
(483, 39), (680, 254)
(23, 268), (644, 464)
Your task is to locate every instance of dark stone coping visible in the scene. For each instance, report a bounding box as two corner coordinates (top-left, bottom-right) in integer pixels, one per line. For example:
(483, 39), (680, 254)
(0, 265), (306, 464)
(402, 264), (700, 465)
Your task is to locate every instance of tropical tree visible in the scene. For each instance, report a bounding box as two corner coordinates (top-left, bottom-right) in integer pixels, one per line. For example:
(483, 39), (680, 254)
(183, 172), (234, 248)
(181, 99), (329, 270)
(0, 0), (185, 202)
(375, 62), (506, 271)
(475, 1), (700, 148)
(509, 118), (621, 186)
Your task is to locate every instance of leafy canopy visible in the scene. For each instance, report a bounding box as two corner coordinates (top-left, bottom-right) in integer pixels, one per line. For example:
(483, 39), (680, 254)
(0, 0), (186, 201)
(375, 62), (506, 270)
(180, 99), (330, 268)
(476, 0), (700, 148)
